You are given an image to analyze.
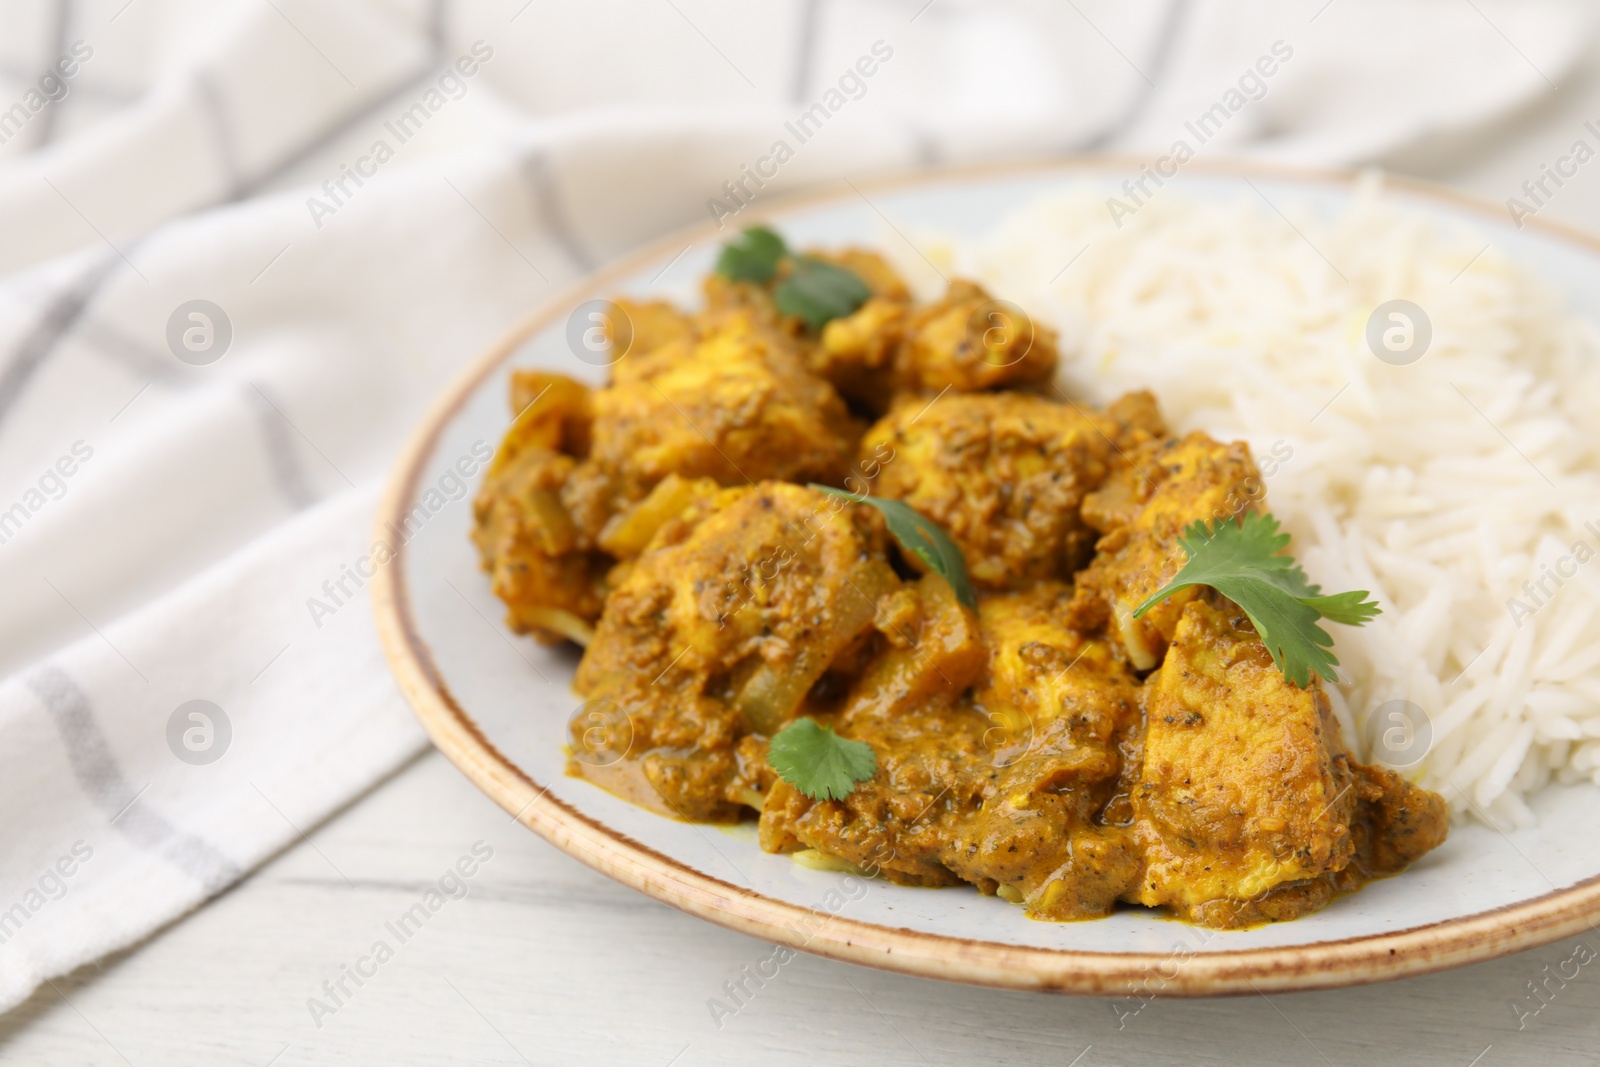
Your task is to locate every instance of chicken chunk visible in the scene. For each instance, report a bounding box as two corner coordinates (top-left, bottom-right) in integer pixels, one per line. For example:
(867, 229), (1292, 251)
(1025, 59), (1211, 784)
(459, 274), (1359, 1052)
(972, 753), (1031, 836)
(605, 276), (799, 381)
(759, 701), (991, 887)
(1102, 389), (1168, 451)
(819, 248), (913, 302)
(814, 297), (908, 411)
(1345, 761), (1449, 879)
(758, 572), (988, 886)
(472, 371), (607, 643)
(1129, 599), (1357, 924)
(1074, 431), (1264, 669)
(817, 275), (1061, 413)
(604, 297), (696, 362)
(761, 582), (1146, 917)
(940, 584), (1145, 919)
(698, 246), (907, 350)
(859, 392), (1120, 589)
(562, 311), (862, 542)
(894, 279), (1059, 394)
(573, 483), (900, 820)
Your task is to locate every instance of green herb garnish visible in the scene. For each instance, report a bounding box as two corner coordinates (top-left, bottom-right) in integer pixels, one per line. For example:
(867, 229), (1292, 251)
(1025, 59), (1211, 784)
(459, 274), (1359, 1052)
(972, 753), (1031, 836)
(767, 717), (877, 801)
(810, 485), (978, 610)
(774, 256), (872, 329)
(715, 226), (870, 329)
(715, 225), (786, 283)
(1132, 511), (1380, 688)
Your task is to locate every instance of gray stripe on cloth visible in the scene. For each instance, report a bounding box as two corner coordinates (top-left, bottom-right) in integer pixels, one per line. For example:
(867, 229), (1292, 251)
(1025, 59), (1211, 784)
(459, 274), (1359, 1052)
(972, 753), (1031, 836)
(0, 18), (453, 428)
(193, 70), (244, 200)
(521, 148), (594, 272)
(906, 119), (941, 167)
(0, 65), (433, 430)
(427, 0), (449, 52)
(27, 665), (242, 893)
(74, 316), (187, 384)
(244, 381), (320, 509)
(1078, 0), (1191, 151)
(790, 0), (819, 104)
(228, 0), (450, 202)
(0, 248), (126, 428)
(228, 62), (443, 198)
(31, 0), (74, 149)
(0, 53), (140, 104)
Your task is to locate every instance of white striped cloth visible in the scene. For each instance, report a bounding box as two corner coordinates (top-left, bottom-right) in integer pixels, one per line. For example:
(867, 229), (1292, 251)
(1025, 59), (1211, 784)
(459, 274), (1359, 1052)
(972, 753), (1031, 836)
(0, 0), (1590, 1014)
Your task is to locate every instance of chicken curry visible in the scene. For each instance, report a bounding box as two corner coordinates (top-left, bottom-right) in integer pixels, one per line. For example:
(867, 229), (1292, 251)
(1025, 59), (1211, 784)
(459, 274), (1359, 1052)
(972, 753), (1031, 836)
(472, 229), (1447, 928)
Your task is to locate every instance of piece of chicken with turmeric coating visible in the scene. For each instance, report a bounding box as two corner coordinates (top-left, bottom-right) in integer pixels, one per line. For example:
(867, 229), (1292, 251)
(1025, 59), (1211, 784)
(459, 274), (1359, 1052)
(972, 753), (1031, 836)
(857, 392), (1122, 589)
(895, 279), (1060, 395)
(607, 248), (910, 408)
(1130, 598), (1449, 927)
(940, 583), (1146, 919)
(817, 277), (1062, 413)
(807, 249), (913, 409)
(599, 272), (801, 380)
(1342, 761), (1449, 885)
(1130, 598), (1357, 925)
(560, 310), (863, 545)
(696, 242), (914, 412)
(472, 371), (609, 644)
(600, 297), (697, 364)
(758, 572), (989, 886)
(572, 482), (901, 821)
(1072, 430), (1264, 669)
(758, 579), (1147, 917)
(702, 246), (907, 335)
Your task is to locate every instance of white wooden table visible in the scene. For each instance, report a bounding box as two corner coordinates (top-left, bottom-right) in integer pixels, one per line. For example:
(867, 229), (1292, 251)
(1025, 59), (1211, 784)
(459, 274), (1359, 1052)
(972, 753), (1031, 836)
(8, 51), (1600, 1067)
(3, 750), (1598, 1067)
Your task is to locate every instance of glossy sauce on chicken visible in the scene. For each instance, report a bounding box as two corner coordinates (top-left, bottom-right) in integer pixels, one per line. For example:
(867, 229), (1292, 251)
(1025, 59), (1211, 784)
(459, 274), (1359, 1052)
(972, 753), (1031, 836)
(472, 244), (1448, 927)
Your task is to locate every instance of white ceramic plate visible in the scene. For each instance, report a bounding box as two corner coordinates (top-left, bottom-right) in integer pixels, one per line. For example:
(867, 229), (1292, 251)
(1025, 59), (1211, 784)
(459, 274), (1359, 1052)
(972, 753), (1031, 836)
(373, 159), (1600, 996)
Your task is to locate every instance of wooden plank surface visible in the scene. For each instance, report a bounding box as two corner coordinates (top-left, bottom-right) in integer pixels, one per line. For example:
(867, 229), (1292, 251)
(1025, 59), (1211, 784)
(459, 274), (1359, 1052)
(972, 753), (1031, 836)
(1, 750), (1597, 1067)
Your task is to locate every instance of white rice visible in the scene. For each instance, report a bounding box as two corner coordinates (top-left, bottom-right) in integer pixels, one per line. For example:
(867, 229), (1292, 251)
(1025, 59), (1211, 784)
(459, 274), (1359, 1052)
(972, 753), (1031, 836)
(903, 171), (1600, 828)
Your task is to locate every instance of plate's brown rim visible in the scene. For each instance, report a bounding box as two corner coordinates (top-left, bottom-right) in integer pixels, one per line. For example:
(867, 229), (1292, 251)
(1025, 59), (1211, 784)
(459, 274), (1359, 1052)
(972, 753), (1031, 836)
(371, 155), (1600, 997)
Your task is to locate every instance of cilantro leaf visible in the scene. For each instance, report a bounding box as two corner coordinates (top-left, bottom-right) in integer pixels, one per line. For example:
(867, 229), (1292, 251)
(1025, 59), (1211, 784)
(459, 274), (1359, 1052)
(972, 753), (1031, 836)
(1131, 511), (1380, 688)
(775, 256), (872, 329)
(715, 225), (786, 283)
(767, 718), (877, 801)
(809, 485), (978, 610)
(1300, 591), (1383, 626)
(714, 229), (871, 330)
